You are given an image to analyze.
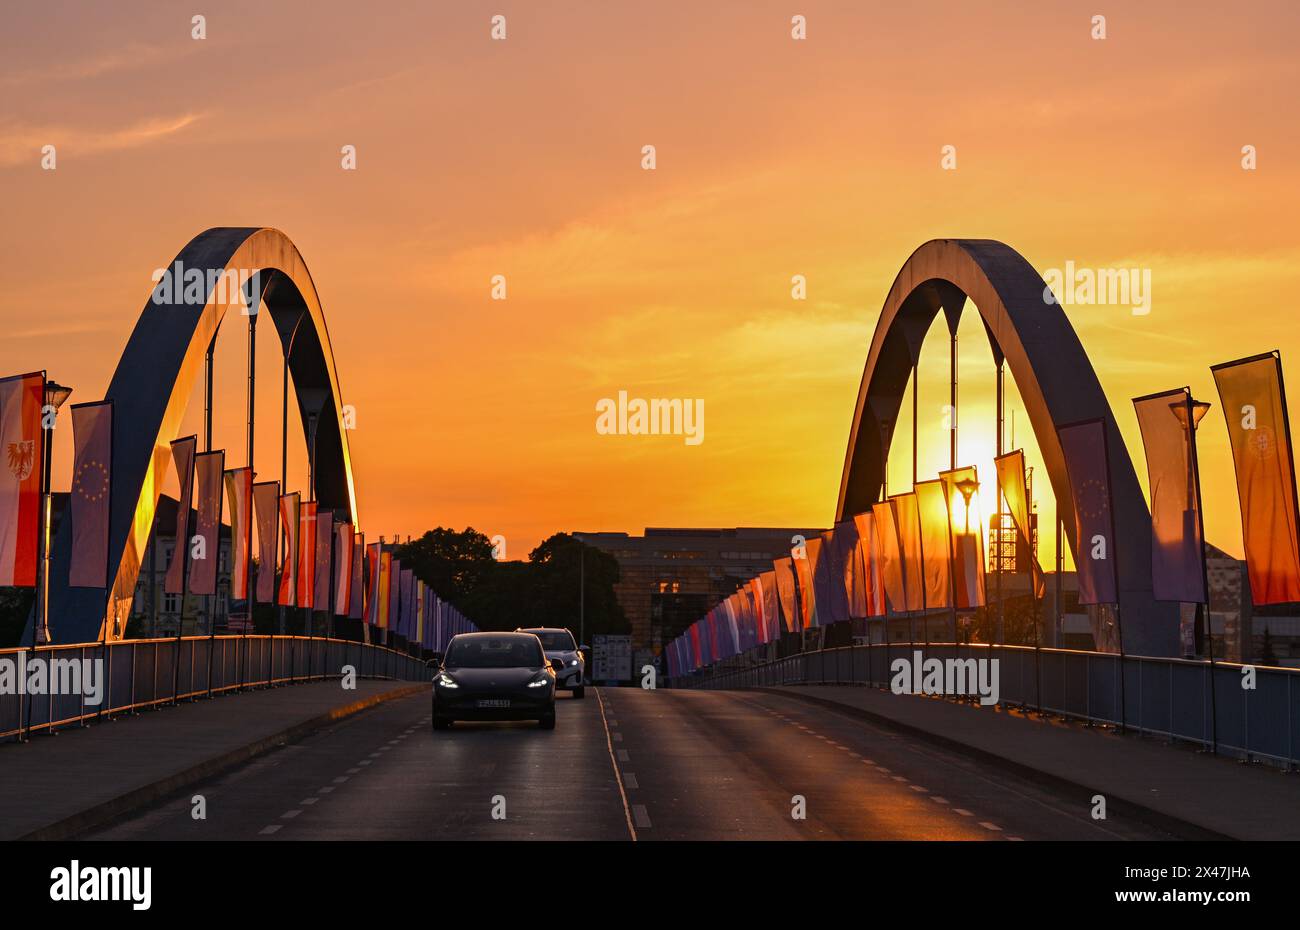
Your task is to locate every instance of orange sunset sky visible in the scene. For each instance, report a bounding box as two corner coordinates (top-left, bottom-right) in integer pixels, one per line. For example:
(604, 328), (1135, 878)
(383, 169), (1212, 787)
(2, 1), (1299, 567)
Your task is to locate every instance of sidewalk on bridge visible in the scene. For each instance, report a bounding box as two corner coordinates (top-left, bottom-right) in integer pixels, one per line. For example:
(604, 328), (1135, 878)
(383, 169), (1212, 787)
(766, 684), (1300, 841)
(0, 679), (426, 840)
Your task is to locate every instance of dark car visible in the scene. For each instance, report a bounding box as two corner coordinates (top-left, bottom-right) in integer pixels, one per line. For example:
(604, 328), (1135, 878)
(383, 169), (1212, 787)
(516, 627), (587, 698)
(432, 632), (556, 731)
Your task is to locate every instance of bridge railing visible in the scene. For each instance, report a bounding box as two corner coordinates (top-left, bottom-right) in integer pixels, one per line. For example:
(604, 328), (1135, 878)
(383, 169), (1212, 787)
(1, 635), (431, 743)
(672, 642), (1300, 768)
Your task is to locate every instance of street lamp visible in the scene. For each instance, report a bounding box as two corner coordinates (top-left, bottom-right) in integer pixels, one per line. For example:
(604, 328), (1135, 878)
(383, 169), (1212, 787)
(1170, 396), (1212, 657)
(36, 380), (73, 644)
(954, 477), (979, 646)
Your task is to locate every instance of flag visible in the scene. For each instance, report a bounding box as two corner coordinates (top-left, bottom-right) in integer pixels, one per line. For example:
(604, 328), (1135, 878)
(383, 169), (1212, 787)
(0, 372), (44, 588)
(69, 401), (113, 588)
(1057, 419), (1119, 605)
(401, 568), (414, 639)
(893, 492), (925, 612)
(164, 436), (197, 595)
(759, 569), (781, 640)
(807, 536), (831, 627)
(853, 511), (886, 617)
(1134, 389), (1207, 603)
(348, 532), (365, 620)
(277, 492), (300, 606)
(824, 526), (855, 623)
(915, 480), (953, 610)
(994, 450), (1045, 599)
(365, 542), (380, 626)
(223, 467), (253, 600)
(389, 556), (402, 634)
(377, 550), (392, 629)
(872, 499), (907, 613)
(313, 509), (333, 611)
(188, 450), (224, 596)
(940, 466), (987, 609)
(772, 557), (799, 633)
(838, 519), (866, 618)
(334, 521), (353, 616)
(748, 579), (766, 645)
(792, 544), (818, 629)
(416, 579), (425, 645)
(297, 502), (317, 609)
(1212, 353), (1300, 605)
(252, 481), (279, 604)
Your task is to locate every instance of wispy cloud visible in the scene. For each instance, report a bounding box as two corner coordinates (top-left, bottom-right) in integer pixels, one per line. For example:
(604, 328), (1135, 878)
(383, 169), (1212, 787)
(1, 41), (198, 87)
(0, 112), (204, 167)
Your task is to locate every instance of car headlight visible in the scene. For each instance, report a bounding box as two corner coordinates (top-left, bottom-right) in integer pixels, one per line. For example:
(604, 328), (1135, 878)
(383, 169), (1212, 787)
(436, 673), (459, 689)
(528, 676), (551, 688)
(570, 659), (579, 666)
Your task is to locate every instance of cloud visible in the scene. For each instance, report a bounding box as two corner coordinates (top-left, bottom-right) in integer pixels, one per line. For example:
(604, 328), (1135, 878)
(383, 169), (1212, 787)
(0, 112), (204, 167)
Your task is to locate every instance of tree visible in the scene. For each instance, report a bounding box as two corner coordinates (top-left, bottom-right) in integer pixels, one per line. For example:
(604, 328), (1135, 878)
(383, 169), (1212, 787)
(395, 527), (496, 603)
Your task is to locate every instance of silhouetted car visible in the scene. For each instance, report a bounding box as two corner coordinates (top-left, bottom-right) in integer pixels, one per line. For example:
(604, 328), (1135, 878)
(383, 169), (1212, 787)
(516, 626), (587, 698)
(432, 632), (556, 731)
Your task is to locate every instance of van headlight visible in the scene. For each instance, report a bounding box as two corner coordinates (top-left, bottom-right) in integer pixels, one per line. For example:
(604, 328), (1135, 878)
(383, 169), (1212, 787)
(436, 673), (459, 689)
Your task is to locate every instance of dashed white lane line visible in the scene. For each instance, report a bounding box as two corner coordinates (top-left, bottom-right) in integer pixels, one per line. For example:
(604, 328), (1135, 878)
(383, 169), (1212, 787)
(318, 786), (336, 795)
(979, 822), (1003, 832)
(333, 776), (349, 784)
(909, 785), (928, 793)
(932, 796), (950, 805)
(281, 810), (302, 820)
(623, 773), (639, 790)
(616, 749), (630, 762)
(300, 798), (319, 806)
(891, 776), (907, 783)
(953, 808), (973, 817)
(1007, 835), (1024, 841)
(368, 752), (381, 758)
(259, 825), (283, 835)
(346, 768), (361, 775)
(359, 760), (372, 766)
(631, 804), (652, 829)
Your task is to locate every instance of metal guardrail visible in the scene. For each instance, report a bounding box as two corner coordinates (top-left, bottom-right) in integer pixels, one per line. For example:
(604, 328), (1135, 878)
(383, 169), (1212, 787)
(1, 635), (431, 742)
(673, 642), (1300, 768)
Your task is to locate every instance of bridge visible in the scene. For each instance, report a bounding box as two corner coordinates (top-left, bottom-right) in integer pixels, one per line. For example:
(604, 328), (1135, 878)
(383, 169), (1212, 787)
(2, 231), (1299, 843)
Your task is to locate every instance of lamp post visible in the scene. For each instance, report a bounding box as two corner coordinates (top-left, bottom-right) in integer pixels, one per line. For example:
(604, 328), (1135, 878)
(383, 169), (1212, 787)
(35, 380), (73, 645)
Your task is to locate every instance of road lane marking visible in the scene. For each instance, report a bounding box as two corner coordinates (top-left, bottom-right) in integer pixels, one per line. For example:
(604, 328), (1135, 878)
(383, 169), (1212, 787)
(281, 810), (302, 820)
(318, 786), (335, 794)
(909, 785), (928, 793)
(624, 773), (639, 789)
(616, 749), (630, 762)
(980, 822), (1003, 832)
(333, 776), (349, 784)
(932, 797), (949, 804)
(594, 688), (638, 842)
(953, 808), (973, 817)
(1007, 835), (1024, 841)
(301, 798), (319, 806)
(258, 825), (282, 835)
(631, 804), (652, 829)
(359, 760), (372, 766)
(346, 768), (361, 775)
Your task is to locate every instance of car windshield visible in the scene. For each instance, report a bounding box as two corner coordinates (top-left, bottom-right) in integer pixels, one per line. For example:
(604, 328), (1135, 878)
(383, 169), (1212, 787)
(445, 636), (545, 669)
(525, 630), (576, 651)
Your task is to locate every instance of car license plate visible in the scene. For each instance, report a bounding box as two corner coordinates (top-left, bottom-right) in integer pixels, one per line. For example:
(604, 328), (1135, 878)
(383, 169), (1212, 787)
(477, 699), (510, 709)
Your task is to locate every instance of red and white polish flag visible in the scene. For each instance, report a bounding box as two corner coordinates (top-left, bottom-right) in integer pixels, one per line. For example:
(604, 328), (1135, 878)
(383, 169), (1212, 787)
(0, 372), (45, 587)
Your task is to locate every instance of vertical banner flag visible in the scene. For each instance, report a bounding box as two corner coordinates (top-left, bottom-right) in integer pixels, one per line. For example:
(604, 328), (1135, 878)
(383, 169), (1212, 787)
(389, 557), (403, 635)
(853, 511), (886, 617)
(223, 467), (253, 600)
(416, 580), (425, 646)
(826, 526), (855, 623)
(806, 536), (831, 627)
(940, 466), (987, 609)
(377, 550), (392, 630)
(69, 401), (113, 588)
(817, 530), (848, 623)
(252, 481), (279, 604)
(334, 521), (354, 616)
(994, 451), (1045, 598)
(772, 557), (799, 633)
(793, 542), (817, 629)
(313, 509), (333, 612)
(748, 579), (766, 645)
(1057, 419), (1119, 605)
(164, 435), (197, 595)
(365, 542), (380, 626)
(401, 568), (414, 639)
(1133, 389), (1207, 603)
(277, 492), (300, 606)
(759, 570), (781, 641)
(836, 519), (865, 619)
(0, 372), (44, 587)
(188, 450), (224, 596)
(893, 492), (925, 612)
(1212, 353), (1300, 605)
(297, 501), (317, 609)
(915, 480), (953, 610)
(872, 499), (907, 613)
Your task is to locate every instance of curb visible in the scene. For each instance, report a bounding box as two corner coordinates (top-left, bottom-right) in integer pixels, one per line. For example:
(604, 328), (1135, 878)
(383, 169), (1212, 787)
(750, 685), (1237, 841)
(18, 682), (427, 841)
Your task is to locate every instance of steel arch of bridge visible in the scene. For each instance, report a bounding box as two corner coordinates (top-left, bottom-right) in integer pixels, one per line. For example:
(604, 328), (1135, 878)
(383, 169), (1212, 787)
(836, 238), (1177, 657)
(47, 228), (357, 644)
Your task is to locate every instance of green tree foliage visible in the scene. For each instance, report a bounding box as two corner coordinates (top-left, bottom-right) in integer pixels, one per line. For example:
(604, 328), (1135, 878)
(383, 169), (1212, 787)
(395, 528), (628, 640)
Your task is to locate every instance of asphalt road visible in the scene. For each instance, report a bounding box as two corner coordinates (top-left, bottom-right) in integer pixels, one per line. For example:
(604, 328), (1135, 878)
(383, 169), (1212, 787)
(87, 687), (1172, 841)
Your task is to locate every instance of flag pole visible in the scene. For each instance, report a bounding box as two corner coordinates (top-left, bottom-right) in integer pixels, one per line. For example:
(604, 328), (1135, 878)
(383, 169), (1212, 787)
(24, 372), (50, 741)
(203, 338), (217, 700)
(1099, 423), (1128, 735)
(996, 359), (1004, 646)
(243, 284), (257, 689)
(97, 401), (115, 722)
(1186, 389), (1216, 755)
